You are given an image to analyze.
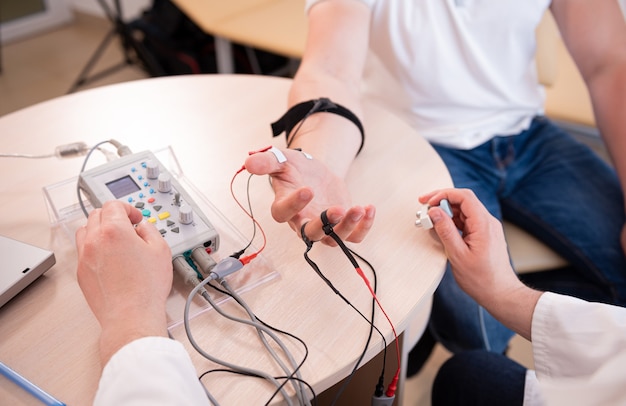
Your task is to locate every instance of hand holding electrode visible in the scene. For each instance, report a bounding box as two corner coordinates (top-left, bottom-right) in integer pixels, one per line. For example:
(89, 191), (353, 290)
(417, 188), (540, 340)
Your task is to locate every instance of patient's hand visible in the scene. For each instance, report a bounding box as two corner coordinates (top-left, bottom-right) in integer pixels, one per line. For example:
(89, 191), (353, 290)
(244, 148), (375, 245)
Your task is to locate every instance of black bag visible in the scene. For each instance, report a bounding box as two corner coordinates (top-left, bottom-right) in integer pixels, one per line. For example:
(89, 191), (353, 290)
(129, 0), (289, 76)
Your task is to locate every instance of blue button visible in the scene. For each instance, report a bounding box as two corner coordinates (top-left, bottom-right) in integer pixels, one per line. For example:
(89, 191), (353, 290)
(127, 197), (133, 203)
(149, 188), (155, 194)
(141, 162), (147, 168)
(139, 193), (144, 198)
(131, 167), (136, 172)
(138, 175), (143, 180)
(144, 181), (149, 187)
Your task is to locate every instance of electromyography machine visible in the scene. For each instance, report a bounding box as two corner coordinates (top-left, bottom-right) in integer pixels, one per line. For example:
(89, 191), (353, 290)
(78, 150), (219, 257)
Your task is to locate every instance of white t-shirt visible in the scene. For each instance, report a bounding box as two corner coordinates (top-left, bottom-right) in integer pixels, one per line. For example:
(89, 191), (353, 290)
(306, 0), (550, 149)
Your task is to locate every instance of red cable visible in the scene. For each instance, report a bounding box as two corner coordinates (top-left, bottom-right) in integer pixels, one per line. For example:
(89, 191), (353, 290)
(235, 148), (401, 396)
(354, 266), (401, 397)
(229, 168), (267, 262)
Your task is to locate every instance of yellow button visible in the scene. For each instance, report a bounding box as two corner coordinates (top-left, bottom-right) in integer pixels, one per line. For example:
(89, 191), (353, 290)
(148, 217), (157, 224)
(158, 212), (171, 220)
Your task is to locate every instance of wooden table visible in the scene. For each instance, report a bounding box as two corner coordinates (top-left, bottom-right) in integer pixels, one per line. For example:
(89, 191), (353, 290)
(171, 0), (307, 73)
(0, 74), (451, 405)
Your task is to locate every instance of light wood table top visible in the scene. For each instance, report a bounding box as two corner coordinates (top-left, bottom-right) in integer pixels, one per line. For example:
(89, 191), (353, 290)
(210, 0), (307, 59)
(0, 74), (451, 405)
(171, 0), (307, 72)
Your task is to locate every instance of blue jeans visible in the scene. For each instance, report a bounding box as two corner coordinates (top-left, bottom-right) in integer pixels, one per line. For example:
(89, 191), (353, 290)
(432, 351), (526, 406)
(429, 116), (626, 353)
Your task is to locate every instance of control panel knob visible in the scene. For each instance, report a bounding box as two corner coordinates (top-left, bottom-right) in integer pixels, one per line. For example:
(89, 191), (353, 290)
(158, 173), (172, 193)
(179, 205), (193, 224)
(146, 160), (160, 179)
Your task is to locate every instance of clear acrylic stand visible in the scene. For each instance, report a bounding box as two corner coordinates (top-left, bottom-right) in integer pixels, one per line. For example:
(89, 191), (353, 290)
(42, 146), (279, 331)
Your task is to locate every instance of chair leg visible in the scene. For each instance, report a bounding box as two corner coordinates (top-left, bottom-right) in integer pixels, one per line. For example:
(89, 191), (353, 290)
(67, 0), (165, 93)
(67, 27), (120, 94)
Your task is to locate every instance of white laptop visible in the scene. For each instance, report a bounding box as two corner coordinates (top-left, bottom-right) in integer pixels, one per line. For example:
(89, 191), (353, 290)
(0, 235), (56, 308)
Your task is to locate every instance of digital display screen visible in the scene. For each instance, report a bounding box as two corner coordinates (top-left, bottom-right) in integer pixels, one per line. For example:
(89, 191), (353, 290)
(106, 175), (140, 199)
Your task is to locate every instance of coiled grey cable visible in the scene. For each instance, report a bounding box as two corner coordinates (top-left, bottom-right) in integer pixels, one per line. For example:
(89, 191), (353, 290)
(220, 279), (309, 406)
(184, 273), (295, 406)
(188, 249), (308, 405)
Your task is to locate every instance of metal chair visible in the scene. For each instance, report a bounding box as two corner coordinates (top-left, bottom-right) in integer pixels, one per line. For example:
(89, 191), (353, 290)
(67, 0), (165, 93)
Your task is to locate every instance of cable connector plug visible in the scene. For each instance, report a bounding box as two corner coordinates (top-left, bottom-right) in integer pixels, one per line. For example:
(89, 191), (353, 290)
(374, 376), (385, 397)
(173, 256), (207, 293)
(372, 372), (396, 405)
(108, 139), (133, 157)
(371, 394), (395, 406)
(239, 253), (257, 265)
(209, 257), (244, 280)
(54, 142), (89, 158)
(385, 373), (399, 398)
(191, 247), (217, 278)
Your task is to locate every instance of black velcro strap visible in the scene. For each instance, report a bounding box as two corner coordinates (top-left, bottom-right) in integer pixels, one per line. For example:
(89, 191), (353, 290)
(271, 98), (365, 155)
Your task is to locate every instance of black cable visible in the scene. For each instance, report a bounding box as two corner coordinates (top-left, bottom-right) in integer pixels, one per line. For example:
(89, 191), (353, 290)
(285, 99), (324, 148)
(219, 280), (309, 404)
(349, 248), (387, 381)
(320, 212), (394, 400)
(202, 280), (316, 405)
(185, 281), (295, 403)
(199, 368), (317, 406)
(300, 228), (385, 405)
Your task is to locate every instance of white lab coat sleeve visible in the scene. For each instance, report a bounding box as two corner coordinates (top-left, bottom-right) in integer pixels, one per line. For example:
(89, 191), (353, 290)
(94, 336), (210, 406)
(530, 292), (626, 405)
(522, 370), (545, 406)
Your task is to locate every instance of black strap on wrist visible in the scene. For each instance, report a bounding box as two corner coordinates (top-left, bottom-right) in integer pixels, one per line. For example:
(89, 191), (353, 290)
(271, 98), (365, 155)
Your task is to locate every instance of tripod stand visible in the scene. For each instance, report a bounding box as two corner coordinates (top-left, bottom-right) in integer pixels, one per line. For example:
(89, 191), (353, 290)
(67, 0), (165, 93)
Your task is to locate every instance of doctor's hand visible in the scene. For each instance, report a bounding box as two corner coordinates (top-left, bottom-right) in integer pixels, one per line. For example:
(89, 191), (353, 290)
(244, 147), (375, 246)
(75, 200), (173, 365)
(419, 188), (523, 306)
(421, 188), (542, 340)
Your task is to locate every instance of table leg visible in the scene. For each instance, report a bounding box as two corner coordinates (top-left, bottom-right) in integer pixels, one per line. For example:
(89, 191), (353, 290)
(398, 298), (432, 404)
(215, 36), (234, 74)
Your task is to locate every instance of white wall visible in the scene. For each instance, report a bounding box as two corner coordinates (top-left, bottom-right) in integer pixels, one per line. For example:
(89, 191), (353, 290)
(0, 0), (153, 43)
(0, 0), (73, 43)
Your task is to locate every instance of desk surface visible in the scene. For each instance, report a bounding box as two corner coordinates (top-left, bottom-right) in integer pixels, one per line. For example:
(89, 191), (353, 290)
(0, 74), (451, 405)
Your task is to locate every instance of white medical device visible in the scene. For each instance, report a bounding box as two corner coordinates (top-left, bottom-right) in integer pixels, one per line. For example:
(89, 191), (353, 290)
(78, 150), (219, 257)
